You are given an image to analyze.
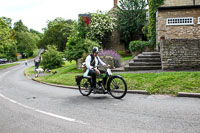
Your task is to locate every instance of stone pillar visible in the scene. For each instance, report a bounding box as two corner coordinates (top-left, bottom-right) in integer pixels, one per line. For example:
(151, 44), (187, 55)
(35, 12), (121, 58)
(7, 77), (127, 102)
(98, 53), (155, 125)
(160, 36), (165, 70)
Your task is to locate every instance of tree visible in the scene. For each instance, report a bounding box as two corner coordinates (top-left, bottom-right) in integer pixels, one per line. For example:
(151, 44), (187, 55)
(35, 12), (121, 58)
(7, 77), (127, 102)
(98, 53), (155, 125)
(116, 0), (147, 48)
(87, 11), (116, 45)
(0, 18), (17, 59)
(38, 17), (73, 51)
(41, 45), (64, 69)
(1, 16), (12, 29)
(13, 20), (42, 58)
(30, 29), (43, 39)
(148, 0), (163, 45)
(64, 21), (100, 62)
(16, 31), (37, 57)
(13, 20), (28, 32)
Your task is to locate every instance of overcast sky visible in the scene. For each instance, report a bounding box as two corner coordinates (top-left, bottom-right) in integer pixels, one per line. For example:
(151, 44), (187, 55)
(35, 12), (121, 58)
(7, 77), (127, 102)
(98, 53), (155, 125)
(0, 0), (114, 32)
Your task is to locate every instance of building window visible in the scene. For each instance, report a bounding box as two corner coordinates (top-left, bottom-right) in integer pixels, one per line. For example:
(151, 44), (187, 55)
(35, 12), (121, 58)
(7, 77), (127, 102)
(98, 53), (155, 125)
(166, 17), (194, 25)
(198, 17), (200, 24)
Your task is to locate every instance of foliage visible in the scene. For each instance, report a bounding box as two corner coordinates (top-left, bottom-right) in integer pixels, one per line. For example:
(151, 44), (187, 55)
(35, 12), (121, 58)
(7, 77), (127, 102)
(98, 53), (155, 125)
(13, 20), (42, 58)
(0, 16), (12, 29)
(99, 49), (121, 67)
(38, 17), (73, 51)
(64, 21), (100, 61)
(148, 0), (164, 45)
(13, 20), (29, 32)
(129, 40), (153, 53)
(16, 31), (37, 57)
(87, 11), (116, 45)
(116, 0), (147, 48)
(99, 50), (120, 59)
(44, 17), (73, 31)
(41, 45), (64, 69)
(0, 18), (17, 60)
(30, 29), (43, 39)
(65, 37), (100, 62)
(117, 50), (132, 57)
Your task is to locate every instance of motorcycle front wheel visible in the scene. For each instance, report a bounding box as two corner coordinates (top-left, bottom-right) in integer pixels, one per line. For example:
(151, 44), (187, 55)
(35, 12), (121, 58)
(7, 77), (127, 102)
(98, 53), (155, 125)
(108, 77), (127, 99)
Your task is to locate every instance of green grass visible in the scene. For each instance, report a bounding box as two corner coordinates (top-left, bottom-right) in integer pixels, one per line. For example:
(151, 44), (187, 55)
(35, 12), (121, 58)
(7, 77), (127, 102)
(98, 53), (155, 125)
(25, 66), (36, 76)
(25, 61), (83, 86)
(121, 56), (133, 62)
(120, 72), (200, 95)
(25, 61), (200, 95)
(0, 63), (19, 70)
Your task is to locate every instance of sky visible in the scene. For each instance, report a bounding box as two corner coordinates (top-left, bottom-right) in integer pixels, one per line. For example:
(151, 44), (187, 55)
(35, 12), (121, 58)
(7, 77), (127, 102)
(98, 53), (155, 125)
(0, 0), (114, 32)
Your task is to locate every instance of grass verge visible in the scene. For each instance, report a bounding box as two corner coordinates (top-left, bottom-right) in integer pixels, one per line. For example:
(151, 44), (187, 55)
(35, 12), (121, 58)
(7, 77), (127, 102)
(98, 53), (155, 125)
(121, 56), (133, 62)
(0, 63), (19, 70)
(25, 61), (200, 95)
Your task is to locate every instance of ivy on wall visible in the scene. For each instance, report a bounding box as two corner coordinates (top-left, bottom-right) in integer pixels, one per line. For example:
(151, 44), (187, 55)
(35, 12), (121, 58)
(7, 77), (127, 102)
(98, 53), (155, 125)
(148, 0), (164, 46)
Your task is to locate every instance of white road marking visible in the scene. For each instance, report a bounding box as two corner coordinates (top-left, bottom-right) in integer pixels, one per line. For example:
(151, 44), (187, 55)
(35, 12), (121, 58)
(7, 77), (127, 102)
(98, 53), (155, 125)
(0, 93), (89, 125)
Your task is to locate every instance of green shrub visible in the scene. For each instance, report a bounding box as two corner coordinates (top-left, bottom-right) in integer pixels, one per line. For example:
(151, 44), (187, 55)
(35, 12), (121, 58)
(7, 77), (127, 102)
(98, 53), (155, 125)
(117, 50), (132, 57)
(129, 41), (153, 53)
(65, 38), (100, 62)
(41, 45), (64, 70)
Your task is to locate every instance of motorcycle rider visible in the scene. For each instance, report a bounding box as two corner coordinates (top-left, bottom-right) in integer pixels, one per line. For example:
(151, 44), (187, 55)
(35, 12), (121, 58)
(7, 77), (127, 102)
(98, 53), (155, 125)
(85, 47), (106, 91)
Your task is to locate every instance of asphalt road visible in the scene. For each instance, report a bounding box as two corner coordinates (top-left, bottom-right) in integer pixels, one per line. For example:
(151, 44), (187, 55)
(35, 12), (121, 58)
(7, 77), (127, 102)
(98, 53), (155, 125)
(0, 62), (200, 133)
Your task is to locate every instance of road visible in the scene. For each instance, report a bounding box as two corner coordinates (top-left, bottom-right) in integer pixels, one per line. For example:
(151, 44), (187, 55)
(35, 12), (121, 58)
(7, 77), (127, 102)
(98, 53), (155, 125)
(0, 62), (200, 133)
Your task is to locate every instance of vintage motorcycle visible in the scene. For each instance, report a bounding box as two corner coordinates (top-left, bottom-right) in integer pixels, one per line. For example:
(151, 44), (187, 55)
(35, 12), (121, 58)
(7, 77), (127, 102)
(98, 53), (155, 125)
(75, 67), (127, 99)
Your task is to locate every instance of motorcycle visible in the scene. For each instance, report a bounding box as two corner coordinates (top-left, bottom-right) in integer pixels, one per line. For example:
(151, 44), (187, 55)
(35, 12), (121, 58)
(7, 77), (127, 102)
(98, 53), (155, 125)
(75, 67), (127, 99)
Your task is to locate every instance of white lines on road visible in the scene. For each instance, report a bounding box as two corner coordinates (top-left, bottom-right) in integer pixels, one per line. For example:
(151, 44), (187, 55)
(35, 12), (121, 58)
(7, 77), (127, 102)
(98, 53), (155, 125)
(0, 93), (89, 125)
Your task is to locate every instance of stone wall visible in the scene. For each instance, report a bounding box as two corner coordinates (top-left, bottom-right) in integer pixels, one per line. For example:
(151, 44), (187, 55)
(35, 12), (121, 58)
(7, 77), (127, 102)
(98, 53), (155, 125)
(161, 0), (200, 7)
(157, 7), (200, 43)
(160, 39), (200, 70)
(103, 30), (125, 51)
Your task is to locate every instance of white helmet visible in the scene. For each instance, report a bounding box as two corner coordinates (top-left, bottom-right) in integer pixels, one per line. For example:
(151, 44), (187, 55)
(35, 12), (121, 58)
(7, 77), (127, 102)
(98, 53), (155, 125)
(92, 47), (99, 53)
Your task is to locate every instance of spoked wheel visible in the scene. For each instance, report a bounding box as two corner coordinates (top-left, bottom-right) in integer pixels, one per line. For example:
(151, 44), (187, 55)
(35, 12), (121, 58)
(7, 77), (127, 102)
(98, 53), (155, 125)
(108, 77), (127, 99)
(78, 77), (92, 96)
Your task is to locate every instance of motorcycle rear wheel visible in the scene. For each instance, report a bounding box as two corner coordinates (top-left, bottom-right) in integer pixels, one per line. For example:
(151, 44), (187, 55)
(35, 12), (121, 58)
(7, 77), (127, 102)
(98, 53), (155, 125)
(78, 77), (92, 96)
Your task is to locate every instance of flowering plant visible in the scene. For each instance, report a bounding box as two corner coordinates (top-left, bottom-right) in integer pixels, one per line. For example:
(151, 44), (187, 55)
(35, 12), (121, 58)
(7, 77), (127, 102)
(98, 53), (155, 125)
(99, 50), (120, 59)
(99, 50), (121, 67)
(87, 11), (116, 44)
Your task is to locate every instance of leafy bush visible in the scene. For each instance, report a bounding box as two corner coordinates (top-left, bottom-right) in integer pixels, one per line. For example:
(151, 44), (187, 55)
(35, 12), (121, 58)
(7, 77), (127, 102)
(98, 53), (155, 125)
(41, 45), (64, 70)
(99, 50), (121, 67)
(129, 41), (153, 53)
(87, 11), (116, 44)
(65, 38), (100, 62)
(117, 50), (132, 57)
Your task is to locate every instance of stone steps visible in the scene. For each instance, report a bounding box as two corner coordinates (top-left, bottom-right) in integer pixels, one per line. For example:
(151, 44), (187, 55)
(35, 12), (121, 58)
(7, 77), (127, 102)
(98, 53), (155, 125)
(133, 56), (161, 62)
(124, 65), (162, 71)
(124, 52), (162, 71)
(129, 61), (161, 66)
(138, 54), (161, 58)
(142, 52), (160, 55)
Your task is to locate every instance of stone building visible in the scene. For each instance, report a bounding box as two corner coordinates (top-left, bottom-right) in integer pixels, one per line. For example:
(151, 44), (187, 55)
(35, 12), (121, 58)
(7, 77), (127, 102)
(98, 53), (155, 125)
(157, 0), (200, 70)
(157, 0), (200, 42)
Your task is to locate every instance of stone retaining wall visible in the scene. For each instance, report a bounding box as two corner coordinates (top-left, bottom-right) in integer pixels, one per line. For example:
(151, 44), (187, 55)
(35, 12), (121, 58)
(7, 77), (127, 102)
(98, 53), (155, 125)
(160, 39), (200, 70)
